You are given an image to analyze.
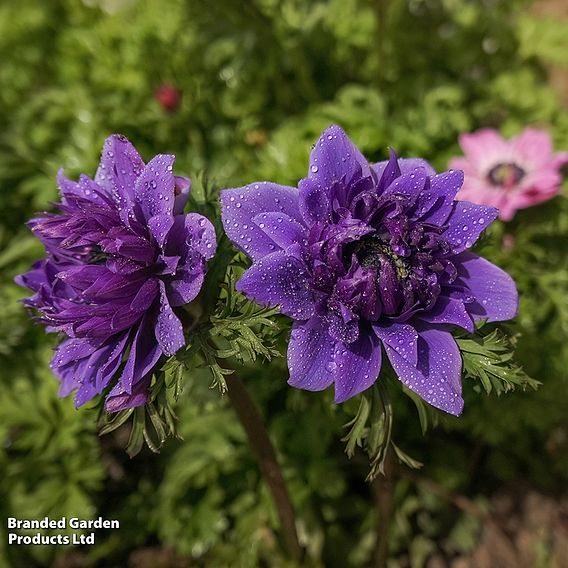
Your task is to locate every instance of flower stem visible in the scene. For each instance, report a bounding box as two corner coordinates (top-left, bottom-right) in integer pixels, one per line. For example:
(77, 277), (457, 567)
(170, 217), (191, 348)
(371, 450), (395, 568)
(226, 370), (303, 563)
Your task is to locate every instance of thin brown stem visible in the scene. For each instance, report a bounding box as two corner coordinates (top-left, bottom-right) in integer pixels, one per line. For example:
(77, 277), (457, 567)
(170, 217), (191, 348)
(226, 371), (303, 563)
(371, 451), (395, 568)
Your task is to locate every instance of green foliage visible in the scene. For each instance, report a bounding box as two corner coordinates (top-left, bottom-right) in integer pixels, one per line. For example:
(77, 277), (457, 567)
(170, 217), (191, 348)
(1, 0), (568, 566)
(457, 325), (539, 396)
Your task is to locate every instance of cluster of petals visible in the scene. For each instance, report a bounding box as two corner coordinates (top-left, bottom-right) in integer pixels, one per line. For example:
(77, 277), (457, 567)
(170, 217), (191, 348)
(221, 125), (518, 415)
(451, 128), (568, 221)
(17, 135), (216, 411)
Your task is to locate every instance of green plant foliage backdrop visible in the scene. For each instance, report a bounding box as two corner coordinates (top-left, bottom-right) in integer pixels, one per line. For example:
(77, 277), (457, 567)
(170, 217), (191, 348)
(1, 0), (567, 566)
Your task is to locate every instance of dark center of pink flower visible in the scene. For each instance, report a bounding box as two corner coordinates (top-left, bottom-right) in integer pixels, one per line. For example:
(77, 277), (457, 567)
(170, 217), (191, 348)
(487, 162), (525, 189)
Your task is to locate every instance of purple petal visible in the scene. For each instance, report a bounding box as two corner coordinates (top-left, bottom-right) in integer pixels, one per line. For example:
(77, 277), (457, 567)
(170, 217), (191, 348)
(51, 338), (102, 396)
(385, 325), (463, 415)
(175, 213), (217, 260)
(75, 333), (130, 407)
(54, 358), (90, 400)
(416, 296), (475, 332)
(298, 177), (332, 226)
(287, 316), (336, 391)
(130, 278), (159, 312)
(333, 331), (382, 403)
(16, 260), (50, 292)
(373, 157), (436, 179)
(416, 170), (464, 225)
(381, 169), (428, 199)
(105, 376), (152, 413)
(373, 322), (418, 366)
(57, 170), (109, 206)
(452, 252), (518, 322)
(115, 315), (163, 394)
(173, 176), (191, 214)
(155, 281), (185, 356)
(324, 304), (360, 344)
(443, 201), (498, 253)
(220, 182), (302, 261)
(253, 212), (307, 250)
(376, 149), (402, 193)
(134, 154), (176, 219)
(236, 251), (315, 320)
(166, 268), (204, 306)
(95, 134), (145, 203)
(103, 233), (155, 263)
(148, 214), (175, 249)
(308, 124), (371, 189)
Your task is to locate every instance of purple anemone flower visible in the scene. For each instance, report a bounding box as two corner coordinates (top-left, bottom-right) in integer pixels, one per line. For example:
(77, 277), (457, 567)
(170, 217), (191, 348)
(17, 135), (216, 412)
(221, 125), (518, 415)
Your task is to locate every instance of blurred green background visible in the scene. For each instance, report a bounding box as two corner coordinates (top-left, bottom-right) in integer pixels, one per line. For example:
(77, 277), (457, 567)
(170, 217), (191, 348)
(1, 0), (568, 566)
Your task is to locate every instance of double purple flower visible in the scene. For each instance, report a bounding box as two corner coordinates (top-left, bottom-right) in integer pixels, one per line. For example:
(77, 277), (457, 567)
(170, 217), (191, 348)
(221, 125), (518, 415)
(17, 135), (216, 411)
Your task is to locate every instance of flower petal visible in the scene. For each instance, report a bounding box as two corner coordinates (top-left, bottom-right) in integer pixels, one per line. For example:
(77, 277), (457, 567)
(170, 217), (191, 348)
(75, 333), (130, 407)
(166, 268), (204, 306)
(134, 154), (176, 219)
(458, 129), (510, 170)
(416, 296), (475, 332)
(155, 281), (185, 356)
(373, 322), (418, 366)
(373, 157), (436, 179)
(287, 316), (336, 391)
(333, 331), (382, 403)
(130, 278), (159, 312)
(511, 128), (553, 168)
(443, 201), (498, 253)
(452, 252), (518, 322)
(51, 338), (102, 396)
(418, 170), (465, 225)
(298, 177), (332, 226)
(105, 376), (153, 413)
(115, 315), (163, 395)
(220, 182), (301, 261)
(253, 211), (307, 250)
(174, 213), (217, 260)
(148, 214), (175, 249)
(308, 124), (371, 189)
(236, 251), (315, 320)
(57, 170), (110, 207)
(173, 176), (191, 214)
(382, 169), (428, 199)
(385, 325), (464, 415)
(95, 134), (145, 203)
(376, 149), (401, 193)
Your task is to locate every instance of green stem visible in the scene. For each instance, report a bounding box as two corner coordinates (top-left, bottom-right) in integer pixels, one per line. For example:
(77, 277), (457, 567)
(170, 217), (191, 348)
(371, 450), (395, 568)
(226, 370), (303, 563)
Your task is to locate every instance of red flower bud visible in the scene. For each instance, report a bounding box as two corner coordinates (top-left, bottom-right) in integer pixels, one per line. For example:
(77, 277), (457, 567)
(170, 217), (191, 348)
(154, 84), (182, 113)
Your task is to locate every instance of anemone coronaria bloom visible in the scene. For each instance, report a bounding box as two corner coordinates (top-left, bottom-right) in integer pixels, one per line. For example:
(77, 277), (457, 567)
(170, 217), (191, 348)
(450, 128), (568, 221)
(221, 125), (518, 415)
(17, 135), (216, 411)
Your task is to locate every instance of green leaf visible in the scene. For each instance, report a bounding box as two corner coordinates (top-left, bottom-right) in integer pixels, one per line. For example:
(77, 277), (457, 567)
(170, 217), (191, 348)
(457, 326), (540, 396)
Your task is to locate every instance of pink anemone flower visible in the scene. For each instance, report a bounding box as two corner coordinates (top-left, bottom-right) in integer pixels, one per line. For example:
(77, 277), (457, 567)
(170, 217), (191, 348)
(450, 128), (568, 221)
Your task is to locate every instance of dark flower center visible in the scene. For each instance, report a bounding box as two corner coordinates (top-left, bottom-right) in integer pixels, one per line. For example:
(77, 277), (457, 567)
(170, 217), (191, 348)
(487, 162), (525, 189)
(343, 234), (410, 280)
(87, 245), (109, 265)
